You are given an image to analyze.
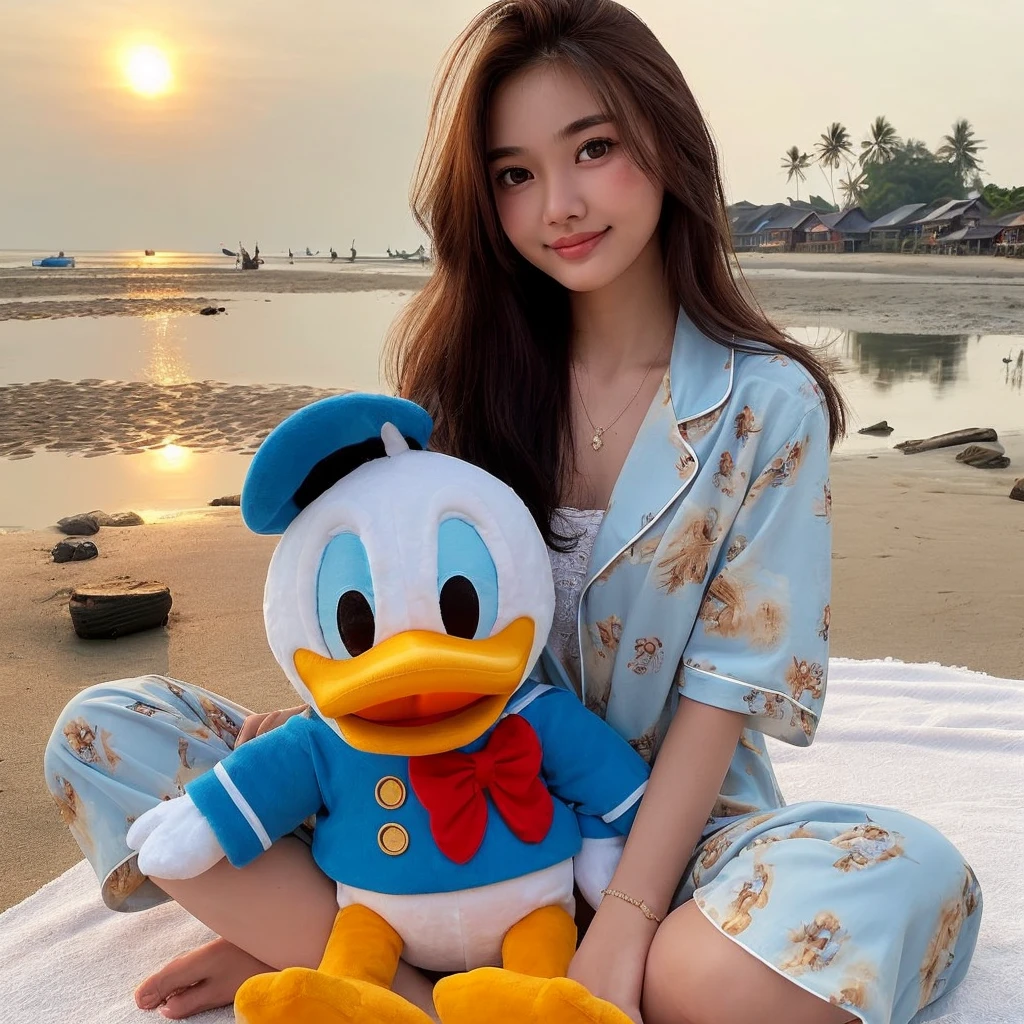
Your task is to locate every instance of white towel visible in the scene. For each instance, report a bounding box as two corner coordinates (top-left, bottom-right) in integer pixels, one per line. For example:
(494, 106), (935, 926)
(1, 658), (1020, 1024)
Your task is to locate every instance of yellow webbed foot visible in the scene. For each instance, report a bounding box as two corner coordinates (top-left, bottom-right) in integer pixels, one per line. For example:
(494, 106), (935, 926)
(434, 904), (630, 1024)
(235, 968), (435, 1024)
(434, 969), (634, 1024)
(234, 903), (432, 1024)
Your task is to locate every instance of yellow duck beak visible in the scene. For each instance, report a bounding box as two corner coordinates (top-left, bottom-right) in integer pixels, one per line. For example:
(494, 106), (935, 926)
(293, 617), (536, 756)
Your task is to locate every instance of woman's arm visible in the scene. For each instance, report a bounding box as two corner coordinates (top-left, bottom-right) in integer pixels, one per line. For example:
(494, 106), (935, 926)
(569, 696), (744, 1019)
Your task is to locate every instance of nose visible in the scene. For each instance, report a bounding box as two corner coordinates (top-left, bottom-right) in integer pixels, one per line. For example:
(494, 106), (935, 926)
(542, 170), (586, 226)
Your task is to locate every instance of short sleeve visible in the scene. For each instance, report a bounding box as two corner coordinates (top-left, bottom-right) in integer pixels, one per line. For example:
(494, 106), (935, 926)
(520, 687), (650, 833)
(677, 400), (832, 745)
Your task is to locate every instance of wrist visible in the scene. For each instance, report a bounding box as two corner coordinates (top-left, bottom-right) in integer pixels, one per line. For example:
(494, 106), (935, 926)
(600, 886), (664, 923)
(592, 888), (661, 941)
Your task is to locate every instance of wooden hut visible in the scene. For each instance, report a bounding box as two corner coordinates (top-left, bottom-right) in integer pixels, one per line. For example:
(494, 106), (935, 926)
(760, 207), (822, 252)
(933, 224), (1003, 255)
(910, 198), (991, 248)
(993, 211), (1024, 258)
(728, 203), (788, 252)
(867, 203), (926, 251)
(799, 207), (874, 253)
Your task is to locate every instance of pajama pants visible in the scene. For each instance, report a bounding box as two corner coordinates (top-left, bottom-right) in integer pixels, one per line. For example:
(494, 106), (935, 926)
(44, 674), (981, 1024)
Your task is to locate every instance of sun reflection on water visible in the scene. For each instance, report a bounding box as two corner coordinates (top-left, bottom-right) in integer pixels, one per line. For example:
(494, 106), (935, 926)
(149, 443), (192, 472)
(142, 313), (192, 385)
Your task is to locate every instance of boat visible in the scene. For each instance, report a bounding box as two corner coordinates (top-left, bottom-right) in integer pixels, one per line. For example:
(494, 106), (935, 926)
(237, 242), (263, 270)
(144, 249), (156, 256)
(32, 256), (75, 268)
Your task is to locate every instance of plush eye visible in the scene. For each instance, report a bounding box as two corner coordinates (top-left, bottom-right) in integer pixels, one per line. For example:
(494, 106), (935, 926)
(436, 519), (499, 640)
(337, 591), (375, 657)
(317, 533), (375, 660)
(439, 575), (480, 640)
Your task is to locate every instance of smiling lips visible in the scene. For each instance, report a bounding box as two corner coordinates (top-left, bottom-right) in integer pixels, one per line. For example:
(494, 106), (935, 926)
(549, 228), (609, 260)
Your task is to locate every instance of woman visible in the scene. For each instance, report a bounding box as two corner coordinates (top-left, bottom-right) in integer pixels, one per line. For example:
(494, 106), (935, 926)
(44, 2), (980, 1022)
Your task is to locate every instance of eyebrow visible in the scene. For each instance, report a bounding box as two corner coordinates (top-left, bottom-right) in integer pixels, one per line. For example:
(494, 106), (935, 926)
(486, 113), (613, 162)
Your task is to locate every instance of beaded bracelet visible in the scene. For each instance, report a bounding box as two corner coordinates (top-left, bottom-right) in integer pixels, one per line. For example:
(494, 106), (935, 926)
(600, 887), (663, 923)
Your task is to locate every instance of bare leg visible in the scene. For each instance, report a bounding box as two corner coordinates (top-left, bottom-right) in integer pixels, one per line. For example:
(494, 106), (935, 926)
(151, 838), (337, 970)
(642, 901), (859, 1024)
(137, 837), (436, 1019)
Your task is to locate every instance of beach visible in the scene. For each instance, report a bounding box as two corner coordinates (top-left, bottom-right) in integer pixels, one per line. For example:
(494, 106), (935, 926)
(3, 252), (1024, 335)
(2, 251), (1023, 913)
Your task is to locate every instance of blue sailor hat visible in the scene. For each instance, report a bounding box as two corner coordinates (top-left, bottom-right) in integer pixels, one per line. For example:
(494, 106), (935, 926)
(241, 393), (434, 535)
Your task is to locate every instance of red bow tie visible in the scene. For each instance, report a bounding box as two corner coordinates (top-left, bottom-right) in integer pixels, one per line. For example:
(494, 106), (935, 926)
(408, 714), (554, 865)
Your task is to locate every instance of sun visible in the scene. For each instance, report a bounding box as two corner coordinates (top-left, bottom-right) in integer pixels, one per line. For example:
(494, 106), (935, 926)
(122, 45), (173, 97)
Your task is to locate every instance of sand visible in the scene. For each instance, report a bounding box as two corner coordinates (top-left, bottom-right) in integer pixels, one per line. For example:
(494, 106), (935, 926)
(3, 252), (1024, 334)
(2, 252), (1024, 913)
(738, 252), (1024, 336)
(0, 380), (338, 461)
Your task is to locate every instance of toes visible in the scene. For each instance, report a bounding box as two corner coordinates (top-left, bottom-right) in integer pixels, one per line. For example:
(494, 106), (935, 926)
(136, 938), (265, 1011)
(135, 951), (199, 1009)
(157, 981), (220, 1019)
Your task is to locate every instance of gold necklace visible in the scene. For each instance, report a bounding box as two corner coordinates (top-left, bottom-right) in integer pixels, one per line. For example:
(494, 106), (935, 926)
(572, 358), (656, 452)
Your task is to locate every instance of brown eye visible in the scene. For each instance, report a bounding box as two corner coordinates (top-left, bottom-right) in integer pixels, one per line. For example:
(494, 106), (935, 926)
(497, 166), (531, 188)
(439, 575), (480, 640)
(337, 591), (375, 657)
(578, 139), (613, 162)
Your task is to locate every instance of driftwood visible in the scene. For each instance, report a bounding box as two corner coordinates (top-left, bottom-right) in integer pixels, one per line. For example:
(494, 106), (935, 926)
(69, 581), (172, 640)
(895, 427), (997, 455)
(1010, 479), (1024, 502)
(955, 445), (1011, 469)
(858, 420), (894, 435)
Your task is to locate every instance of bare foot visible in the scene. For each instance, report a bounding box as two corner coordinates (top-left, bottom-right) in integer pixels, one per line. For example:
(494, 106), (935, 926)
(135, 936), (273, 1019)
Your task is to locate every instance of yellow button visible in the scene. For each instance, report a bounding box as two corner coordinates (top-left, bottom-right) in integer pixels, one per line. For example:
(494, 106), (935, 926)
(378, 823), (409, 856)
(375, 776), (407, 810)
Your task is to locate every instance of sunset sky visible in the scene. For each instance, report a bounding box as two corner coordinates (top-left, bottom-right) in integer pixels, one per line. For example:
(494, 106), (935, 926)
(3, 0), (1021, 252)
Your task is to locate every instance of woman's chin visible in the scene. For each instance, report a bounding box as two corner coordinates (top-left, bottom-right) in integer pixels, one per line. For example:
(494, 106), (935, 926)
(541, 255), (627, 294)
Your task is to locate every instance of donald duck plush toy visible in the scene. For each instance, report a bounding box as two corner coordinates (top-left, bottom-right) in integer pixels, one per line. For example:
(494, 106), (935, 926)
(127, 393), (649, 1024)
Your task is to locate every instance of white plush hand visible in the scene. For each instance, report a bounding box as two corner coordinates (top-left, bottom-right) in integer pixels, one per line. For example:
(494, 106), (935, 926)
(574, 835), (627, 909)
(126, 795), (226, 880)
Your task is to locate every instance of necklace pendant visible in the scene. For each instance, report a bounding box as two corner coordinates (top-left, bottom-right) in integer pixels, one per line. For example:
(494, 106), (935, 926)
(591, 429), (604, 452)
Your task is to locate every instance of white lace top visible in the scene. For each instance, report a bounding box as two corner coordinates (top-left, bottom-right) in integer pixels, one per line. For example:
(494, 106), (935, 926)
(547, 507), (605, 693)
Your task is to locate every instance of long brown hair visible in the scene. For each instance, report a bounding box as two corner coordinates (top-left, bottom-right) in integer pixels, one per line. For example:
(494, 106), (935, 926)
(386, 0), (847, 547)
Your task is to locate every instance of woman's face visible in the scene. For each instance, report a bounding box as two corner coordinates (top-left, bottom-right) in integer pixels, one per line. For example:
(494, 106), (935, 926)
(487, 63), (664, 293)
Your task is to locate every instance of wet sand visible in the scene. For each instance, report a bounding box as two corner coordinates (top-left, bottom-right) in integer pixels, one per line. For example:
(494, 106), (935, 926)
(0, 265), (431, 306)
(2, 253), (1023, 912)
(738, 252), (1024, 336)
(3, 253), (1024, 335)
(0, 380), (338, 461)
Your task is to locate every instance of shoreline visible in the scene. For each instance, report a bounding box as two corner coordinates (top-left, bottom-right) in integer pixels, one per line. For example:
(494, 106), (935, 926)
(3, 253), (1024, 334)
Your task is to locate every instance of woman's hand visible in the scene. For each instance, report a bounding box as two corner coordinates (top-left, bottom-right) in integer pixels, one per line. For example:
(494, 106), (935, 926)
(568, 896), (656, 1024)
(235, 704), (308, 746)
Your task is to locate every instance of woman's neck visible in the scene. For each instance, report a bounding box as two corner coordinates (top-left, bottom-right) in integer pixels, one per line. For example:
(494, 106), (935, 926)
(569, 235), (676, 377)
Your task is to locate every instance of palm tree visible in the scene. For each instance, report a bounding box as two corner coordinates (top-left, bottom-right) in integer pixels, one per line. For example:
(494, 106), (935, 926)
(937, 119), (985, 185)
(859, 116), (901, 166)
(839, 171), (868, 210)
(815, 122), (854, 208)
(781, 146), (812, 200)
